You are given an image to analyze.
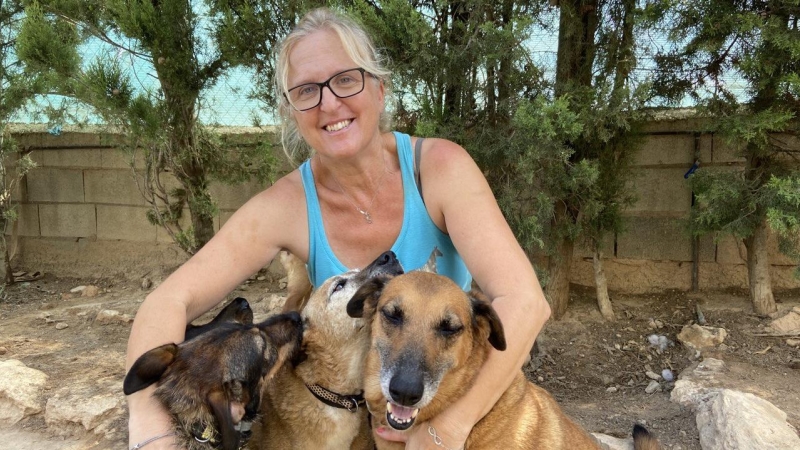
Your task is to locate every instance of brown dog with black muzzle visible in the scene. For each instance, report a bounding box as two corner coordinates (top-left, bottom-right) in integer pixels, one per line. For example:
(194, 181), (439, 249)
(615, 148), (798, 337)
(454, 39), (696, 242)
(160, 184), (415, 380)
(347, 271), (661, 450)
(123, 301), (303, 450)
(251, 250), (404, 450)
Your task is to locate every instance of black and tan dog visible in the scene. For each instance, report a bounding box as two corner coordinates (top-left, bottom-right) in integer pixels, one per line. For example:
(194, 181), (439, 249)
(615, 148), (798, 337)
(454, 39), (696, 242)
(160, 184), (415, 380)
(251, 250), (404, 450)
(347, 271), (661, 450)
(124, 298), (303, 450)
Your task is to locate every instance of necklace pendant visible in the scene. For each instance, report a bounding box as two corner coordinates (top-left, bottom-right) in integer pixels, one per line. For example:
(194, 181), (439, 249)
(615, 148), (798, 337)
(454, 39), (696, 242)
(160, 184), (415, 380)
(361, 210), (373, 224)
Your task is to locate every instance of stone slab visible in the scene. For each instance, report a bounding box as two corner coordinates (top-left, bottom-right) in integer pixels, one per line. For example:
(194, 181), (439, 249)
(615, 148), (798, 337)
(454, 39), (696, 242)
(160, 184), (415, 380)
(96, 205), (157, 242)
(84, 170), (146, 206)
(26, 168), (84, 203)
(39, 204), (96, 238)
(617, 216), (692, 261)
(627, 168), (692, 213)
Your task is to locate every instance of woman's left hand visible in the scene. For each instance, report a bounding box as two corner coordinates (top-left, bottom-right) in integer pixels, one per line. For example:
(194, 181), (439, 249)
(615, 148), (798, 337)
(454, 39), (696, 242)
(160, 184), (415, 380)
(375, 413), (471, 450)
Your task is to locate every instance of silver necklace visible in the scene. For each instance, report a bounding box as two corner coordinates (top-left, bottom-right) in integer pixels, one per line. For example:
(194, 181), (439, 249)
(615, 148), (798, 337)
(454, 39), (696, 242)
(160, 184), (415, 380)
(323, 151), (390, 224)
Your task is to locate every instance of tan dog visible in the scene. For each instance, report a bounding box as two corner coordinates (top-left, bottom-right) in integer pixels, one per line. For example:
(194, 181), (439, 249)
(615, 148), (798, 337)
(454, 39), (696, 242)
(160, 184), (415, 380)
(347, 271), (660, 450)
(279, 251), (313, 312)
(252, 251), (404, 450)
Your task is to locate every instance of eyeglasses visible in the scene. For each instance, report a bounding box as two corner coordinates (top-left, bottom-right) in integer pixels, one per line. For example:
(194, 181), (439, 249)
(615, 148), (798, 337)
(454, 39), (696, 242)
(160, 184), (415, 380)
(286, 68), (368, 111)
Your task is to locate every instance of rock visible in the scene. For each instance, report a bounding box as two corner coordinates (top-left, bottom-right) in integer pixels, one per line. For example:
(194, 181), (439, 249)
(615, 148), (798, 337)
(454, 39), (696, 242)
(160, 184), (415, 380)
(55, 322), (69, 330)
(592, 433), (634, 450)
(70, 285), (86, 293)
(45, 381), (125, 436)
(141, 278), (152, 290)
(81, 285), (101, 298)
(677, 324), (727, 350)
(95, 309), (133, 324)
(256, 276), (266, 281)
(766, 309), (800, 335)
(695, 390), (800, 450)
(0, 346), (7, 355)
(672, 359), (800, 450)
(645, 380), (661, 394)
(645, 371), (661, 381)
(0, 360), (49, 424)
(786, 339), (800, 347)
(606, 386), (618, 393)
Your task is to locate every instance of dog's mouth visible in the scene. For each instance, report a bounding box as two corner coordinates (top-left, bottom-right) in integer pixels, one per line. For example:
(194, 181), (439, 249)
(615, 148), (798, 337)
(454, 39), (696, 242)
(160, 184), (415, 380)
(386, 402), (419, 431)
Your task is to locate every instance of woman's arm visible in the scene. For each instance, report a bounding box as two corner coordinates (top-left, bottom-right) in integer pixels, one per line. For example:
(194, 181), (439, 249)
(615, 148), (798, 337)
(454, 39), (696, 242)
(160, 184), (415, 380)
(126, 174), (307, 449)
(376, 138), (550, 449)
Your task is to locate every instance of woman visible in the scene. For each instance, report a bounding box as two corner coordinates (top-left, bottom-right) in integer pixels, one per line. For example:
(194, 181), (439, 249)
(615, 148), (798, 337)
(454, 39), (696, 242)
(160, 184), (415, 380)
(126, 8), (550, 450)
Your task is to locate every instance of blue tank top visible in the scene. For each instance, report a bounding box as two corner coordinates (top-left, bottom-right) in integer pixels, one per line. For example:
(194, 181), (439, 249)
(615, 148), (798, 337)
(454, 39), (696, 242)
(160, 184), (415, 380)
(299, 131), (472, 290)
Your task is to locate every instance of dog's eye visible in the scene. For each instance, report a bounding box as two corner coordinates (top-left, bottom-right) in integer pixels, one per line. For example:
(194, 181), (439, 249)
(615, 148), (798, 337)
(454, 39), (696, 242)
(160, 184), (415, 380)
(381, 307), (403, 326)
(333, 279), (347, 292)
(437, 320), (463, 338)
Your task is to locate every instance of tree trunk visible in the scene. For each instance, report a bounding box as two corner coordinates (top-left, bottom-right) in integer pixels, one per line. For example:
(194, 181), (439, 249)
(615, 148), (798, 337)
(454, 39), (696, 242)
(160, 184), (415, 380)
(546, 204), (575, 320)
(593, 245), (615, 321)
(743, 219), (777, 316)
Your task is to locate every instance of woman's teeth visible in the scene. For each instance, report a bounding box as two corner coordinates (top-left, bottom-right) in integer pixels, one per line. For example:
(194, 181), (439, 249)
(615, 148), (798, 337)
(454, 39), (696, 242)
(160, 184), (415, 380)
(325, 120), (351, 132)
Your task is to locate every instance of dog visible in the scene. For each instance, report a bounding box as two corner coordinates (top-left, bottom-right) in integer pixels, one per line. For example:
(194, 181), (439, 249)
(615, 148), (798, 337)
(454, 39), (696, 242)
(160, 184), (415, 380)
(251, 250), (404, 450)
(124, 303), (303, 450)
(347, 271), (661, 450)
(279, 251), (314, 313)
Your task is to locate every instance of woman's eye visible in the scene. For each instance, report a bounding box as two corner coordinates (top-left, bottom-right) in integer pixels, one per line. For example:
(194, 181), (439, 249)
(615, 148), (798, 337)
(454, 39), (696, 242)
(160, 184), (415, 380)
(298, 85), (318, 97)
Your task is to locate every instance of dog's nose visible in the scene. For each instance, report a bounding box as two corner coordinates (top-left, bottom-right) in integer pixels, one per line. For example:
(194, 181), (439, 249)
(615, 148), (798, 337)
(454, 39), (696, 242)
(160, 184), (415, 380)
(389, 373), (424, 407)
(377, 251), (397, 267)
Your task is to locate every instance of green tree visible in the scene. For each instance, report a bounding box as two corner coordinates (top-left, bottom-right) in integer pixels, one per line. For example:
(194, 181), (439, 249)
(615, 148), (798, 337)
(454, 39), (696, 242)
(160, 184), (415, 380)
(17, 0), (279, 254)
(1, 0), (49, 284)
(514, 0), (648, 319)
(654, 0), (800, 316)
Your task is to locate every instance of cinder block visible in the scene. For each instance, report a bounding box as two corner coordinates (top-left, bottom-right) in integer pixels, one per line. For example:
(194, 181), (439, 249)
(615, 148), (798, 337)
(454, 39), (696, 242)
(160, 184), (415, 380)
(627, 168), (692, 213)
(10, 132), (41, 148)
(4, 204), (40, 237)
(634, 134), (694, 166)
(616, 216), (692, 261)
(96, 205), (157, 242)
(26, 168), (84, 203)
(210, 180), (268, 210)
(40, 148), (103, 168)
(39, 204), (96, 238)
(100, 148), (147, 170)
(716, 231), (799, 266)
(84, 170), (146, 206)
(711, 134), (747, 163)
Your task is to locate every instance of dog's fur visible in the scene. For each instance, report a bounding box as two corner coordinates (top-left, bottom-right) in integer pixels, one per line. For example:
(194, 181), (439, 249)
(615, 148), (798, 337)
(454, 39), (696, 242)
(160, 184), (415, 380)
(124, 304), (303, 450)
(347, 271), (660, 450)
(251, 251), (404, 450)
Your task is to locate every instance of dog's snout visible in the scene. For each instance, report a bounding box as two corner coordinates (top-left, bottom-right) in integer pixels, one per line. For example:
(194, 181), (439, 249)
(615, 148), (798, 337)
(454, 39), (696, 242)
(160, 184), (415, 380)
(388, 372), (424, 407)
(368, 250), (403, 276)
(377, 251), (397, 267)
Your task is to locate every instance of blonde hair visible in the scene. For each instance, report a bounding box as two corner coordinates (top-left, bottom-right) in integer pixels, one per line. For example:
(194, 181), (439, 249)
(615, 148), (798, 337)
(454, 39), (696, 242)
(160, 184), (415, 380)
(275, 8), (393, 163)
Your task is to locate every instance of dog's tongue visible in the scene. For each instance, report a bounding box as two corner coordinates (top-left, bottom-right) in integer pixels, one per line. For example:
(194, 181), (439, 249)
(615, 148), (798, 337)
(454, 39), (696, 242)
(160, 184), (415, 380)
(389, 403), (415, 420)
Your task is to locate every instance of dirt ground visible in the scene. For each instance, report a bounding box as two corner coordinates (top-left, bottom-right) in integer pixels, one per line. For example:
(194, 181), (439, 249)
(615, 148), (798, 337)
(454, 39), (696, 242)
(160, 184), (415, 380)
(1, 273), (799, 450)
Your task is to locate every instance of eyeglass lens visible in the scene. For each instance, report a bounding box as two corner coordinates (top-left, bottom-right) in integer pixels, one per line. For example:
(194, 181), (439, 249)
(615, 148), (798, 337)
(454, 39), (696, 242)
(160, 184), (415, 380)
(288, 69), (366, 111)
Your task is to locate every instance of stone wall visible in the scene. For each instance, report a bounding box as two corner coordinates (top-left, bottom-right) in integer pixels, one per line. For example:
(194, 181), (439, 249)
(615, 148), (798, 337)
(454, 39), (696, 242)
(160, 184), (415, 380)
(5, 121), (799, 291)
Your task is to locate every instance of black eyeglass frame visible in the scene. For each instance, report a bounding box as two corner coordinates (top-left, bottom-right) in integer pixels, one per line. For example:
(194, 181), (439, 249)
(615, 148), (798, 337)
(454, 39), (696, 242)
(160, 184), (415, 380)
(285, 67), (371, 112)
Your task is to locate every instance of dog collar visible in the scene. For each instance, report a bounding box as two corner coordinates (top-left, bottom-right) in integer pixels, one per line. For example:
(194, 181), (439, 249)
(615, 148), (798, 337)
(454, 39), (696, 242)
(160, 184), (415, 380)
(306, 384), (366, 412)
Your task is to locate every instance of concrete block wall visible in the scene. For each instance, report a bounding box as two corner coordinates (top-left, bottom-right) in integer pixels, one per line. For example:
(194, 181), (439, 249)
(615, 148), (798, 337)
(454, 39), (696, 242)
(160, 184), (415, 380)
(5, 126), (273, 278)
(571, 116), (799, 292)
(5, 122), (799, 291)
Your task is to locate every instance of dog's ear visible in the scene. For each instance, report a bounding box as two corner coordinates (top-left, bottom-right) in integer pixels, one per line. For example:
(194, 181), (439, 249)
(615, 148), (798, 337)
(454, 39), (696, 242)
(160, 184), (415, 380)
(469, 291), (507, 351)
(208, 388), (239, 450)
(123, 343), (178, 395)
(347, 276), (388, 318)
